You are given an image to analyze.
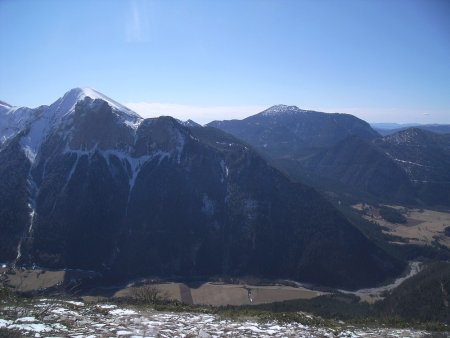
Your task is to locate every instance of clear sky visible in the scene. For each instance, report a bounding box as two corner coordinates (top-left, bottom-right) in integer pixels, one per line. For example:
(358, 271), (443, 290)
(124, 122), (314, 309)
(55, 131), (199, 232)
(1, 0), (449, 124)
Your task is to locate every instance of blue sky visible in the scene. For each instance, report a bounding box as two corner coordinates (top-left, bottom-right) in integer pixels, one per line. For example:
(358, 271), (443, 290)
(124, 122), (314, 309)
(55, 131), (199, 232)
(1, 0), (449, 124)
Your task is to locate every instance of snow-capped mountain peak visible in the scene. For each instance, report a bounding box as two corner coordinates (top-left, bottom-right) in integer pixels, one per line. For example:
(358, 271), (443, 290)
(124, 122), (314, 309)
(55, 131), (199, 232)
(1, 88), (143, 149)
(260, 104), (307, 116)
(1, 88), (144, 162)
(181, 119), (201, 128)
(53, 87), (141, 120)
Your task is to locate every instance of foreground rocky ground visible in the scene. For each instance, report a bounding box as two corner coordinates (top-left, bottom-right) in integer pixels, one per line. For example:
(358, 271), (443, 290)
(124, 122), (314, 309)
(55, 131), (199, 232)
(0, 297), (443, 337)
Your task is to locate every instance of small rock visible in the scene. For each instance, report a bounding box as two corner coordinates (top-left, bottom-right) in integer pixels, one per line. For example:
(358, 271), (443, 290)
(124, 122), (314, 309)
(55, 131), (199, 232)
(197, 329), (211, 338)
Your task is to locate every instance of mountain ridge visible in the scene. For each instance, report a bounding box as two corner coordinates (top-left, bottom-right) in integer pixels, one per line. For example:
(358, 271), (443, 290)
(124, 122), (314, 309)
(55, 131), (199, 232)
(0, 88), (404, 289)
(208, 105), (380, 163)
(209, 107), (450, 207)
(373, 123), (450, 136)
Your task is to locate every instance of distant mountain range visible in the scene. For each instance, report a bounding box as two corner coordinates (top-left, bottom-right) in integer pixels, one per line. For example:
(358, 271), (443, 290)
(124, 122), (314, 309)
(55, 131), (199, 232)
(0, 89), (404, 289)
(371, 123), (450, 136)
(210, 106), (450, 207)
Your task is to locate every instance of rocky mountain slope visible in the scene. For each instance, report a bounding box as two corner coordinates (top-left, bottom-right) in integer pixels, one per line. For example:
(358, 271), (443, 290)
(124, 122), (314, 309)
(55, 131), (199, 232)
(0, 89), (403, 289)
(0, 297), (434, 337)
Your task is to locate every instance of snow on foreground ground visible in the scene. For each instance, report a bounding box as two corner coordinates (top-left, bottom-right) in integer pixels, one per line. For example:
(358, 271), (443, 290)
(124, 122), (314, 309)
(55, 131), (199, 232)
(0, 298), (433, 337)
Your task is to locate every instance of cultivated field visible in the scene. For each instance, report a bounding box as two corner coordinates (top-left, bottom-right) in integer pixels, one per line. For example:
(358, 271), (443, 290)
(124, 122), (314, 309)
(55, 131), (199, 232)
(115, 282), (325, 306)
(1, 269), (65, 293)
(1, 267), (325, 306)
(0, 268), (98, 293)
(353, 204), (450, 248)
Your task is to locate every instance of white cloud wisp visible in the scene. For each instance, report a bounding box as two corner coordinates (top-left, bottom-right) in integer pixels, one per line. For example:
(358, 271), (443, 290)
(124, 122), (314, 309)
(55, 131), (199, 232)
(125, 0), (151, 43)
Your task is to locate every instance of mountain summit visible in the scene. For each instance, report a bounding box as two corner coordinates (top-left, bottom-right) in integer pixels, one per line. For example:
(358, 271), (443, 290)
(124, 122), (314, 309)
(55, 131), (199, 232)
(0, 88), (142, 151)
(260, 104), (308, 116)
(55, 87), (140, 119)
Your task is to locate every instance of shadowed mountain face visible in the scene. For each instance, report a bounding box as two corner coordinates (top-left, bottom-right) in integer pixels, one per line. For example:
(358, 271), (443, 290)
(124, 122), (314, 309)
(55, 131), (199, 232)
(0, 90), (404, 289)
(301, 128), (450, 206)
(209, 107), (450, 207)
(299, 136), (416, 202)
(374, 129), (450, 206)
(298, 130), (450, 206)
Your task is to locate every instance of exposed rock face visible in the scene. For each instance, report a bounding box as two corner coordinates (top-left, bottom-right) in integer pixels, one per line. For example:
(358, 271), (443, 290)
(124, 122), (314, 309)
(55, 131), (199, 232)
(0, 89), (403, 289)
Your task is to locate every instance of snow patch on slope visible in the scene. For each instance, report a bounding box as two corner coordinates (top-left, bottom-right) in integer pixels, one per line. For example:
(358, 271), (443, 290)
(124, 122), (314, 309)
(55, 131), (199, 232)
(0, 298), (431, 337)
(19, 112), (51, 162)
(0, 106), (36, 145)
(62, 146), (169, 193)
(0, 100), (12, 110)
(220, 159), (229, 182)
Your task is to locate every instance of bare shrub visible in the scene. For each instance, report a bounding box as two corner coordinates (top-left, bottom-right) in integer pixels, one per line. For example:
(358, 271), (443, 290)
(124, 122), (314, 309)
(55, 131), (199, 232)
(130, 285), (166, 304)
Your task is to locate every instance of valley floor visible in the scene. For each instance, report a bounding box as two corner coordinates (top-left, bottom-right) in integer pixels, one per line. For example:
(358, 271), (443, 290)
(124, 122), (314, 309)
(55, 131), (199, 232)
(352, 204), (450, 249)
(339, 261), (422, 303)
(0, 298), (438, 337)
